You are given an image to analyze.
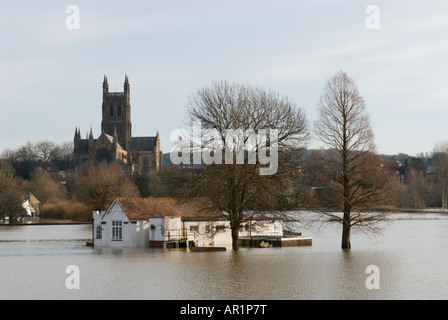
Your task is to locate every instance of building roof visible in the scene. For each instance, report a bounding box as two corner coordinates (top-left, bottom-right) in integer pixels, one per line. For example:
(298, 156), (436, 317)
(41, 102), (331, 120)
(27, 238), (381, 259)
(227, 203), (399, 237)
(28, 193), (41, 206)
(76, 139), (90, 153)
(130, 136), (157, 151)
(114, 197), (220, 220)
(103, 134), (114, 144)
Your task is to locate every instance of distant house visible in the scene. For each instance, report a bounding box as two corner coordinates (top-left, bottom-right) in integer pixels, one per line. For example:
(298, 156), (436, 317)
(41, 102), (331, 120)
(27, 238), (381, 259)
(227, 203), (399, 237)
(404, 157), (427, 184)
(22, 193), (41, 218)
(394, 161), (406, 184)
(394, 157), (427, 185)
(35, 160), (68, 185)
(93, 197), (283, 248)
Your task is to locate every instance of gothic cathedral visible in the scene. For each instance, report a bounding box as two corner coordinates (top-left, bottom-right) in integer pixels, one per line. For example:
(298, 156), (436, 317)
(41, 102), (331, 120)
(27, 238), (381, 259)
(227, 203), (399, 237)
(73, 75), (162, 175)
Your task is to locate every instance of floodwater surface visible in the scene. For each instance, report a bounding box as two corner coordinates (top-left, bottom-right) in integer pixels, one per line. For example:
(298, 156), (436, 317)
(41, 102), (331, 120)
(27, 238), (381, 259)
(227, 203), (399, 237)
(1, 212), (447, 300)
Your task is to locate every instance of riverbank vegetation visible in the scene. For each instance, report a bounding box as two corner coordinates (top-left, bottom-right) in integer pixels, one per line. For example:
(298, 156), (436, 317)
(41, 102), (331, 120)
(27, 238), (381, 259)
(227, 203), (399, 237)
(39, 201), (90, 222)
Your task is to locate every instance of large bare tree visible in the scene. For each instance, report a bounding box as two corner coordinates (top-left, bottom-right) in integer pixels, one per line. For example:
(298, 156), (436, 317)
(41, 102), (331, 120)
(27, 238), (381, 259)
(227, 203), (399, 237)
(314, 71), (392, 249)
(75, 162), (140, 211)
(181, 80), (309, 250)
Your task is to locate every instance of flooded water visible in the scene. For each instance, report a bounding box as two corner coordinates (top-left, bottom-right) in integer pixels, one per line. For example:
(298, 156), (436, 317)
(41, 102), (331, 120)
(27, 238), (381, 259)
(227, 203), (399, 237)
(1, 212), (448, 300)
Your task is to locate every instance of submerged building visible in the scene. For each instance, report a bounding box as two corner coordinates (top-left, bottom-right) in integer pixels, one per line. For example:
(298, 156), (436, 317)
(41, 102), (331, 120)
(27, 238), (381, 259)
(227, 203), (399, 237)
(92, 197), (288, 249)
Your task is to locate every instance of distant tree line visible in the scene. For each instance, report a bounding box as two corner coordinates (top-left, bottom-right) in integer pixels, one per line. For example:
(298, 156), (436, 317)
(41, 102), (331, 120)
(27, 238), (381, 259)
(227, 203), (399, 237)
(1, 140), (73, 180)
(2, 141), (445, 223)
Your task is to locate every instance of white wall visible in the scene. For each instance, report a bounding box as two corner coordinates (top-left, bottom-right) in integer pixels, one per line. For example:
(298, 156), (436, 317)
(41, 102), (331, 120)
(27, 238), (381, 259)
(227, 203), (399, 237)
(149, 217), (164, 241)
(165, 216), (183, 240)
(149, 216), (183, 242)
(183, 219), (283, 247)
(132, 220), (149, 247)
(184, 220), (231, 247)
(93, 201), (149, 248)
(239, 220), (283, 237)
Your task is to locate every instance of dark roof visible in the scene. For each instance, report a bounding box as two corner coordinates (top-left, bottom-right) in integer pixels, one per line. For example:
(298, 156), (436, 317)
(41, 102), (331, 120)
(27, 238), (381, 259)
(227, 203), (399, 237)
(130, 136), (157, 151)
(114, 198), (221, 220)
(77, 140), (90, 153)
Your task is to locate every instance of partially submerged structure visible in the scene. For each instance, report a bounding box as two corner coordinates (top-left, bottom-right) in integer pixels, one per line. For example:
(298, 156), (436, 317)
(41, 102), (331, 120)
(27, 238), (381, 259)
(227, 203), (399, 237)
(22, 193), (41, 218)
(92, 198), (310, 248)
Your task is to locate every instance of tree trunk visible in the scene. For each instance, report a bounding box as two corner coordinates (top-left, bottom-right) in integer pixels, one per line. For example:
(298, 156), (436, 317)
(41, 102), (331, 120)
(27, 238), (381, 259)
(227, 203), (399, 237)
(231, 225), (239, 251)
(341, 213), (351, 249)
(341, 111), (351, 249)
(443, 185), (447, 209)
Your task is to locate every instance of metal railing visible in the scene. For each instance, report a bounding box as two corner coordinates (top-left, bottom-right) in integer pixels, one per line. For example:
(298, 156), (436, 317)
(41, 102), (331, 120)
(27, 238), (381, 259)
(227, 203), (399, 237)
(165, 228), (187, 241)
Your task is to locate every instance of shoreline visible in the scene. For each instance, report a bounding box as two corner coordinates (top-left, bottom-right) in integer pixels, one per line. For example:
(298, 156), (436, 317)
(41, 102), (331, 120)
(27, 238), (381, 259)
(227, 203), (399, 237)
(393, 208), (448, 214)
(2, 209), (448, 226)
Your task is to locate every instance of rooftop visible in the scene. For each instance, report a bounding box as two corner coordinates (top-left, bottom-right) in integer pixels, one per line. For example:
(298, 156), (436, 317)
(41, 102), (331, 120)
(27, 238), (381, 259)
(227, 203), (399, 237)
(114, 197), (220, 220)
(130, 136), (157, 151)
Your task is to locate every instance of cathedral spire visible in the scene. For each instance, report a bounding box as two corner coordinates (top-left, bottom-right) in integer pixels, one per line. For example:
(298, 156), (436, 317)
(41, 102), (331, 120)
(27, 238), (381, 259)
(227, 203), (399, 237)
(74, 126), (80, 141)
(89, 126), (94, 141)
(124, 74), (130, 96)
(103, 75), (109, 94)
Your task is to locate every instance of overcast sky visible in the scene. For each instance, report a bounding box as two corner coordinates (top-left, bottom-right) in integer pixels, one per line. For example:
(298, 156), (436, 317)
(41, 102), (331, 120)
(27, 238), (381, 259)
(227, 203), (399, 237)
(1, 0), (448, 156)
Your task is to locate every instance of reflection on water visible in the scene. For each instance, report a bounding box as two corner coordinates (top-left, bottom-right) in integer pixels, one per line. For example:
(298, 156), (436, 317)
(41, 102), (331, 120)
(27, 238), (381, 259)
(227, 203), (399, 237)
(1, 213), (448, 300)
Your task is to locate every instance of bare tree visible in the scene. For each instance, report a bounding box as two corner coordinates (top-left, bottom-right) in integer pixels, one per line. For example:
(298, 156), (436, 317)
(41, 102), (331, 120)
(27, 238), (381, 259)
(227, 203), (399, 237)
(15, 142), (38, 162)
(34, 140), (57, 162)
(0, 169), (23, 222)
(50, 141), (74, 161)
(314, 71), (392, 249)
(75, 162), (140, 211)
(181, 80), (309, 250)
(433, 142), (448, 209)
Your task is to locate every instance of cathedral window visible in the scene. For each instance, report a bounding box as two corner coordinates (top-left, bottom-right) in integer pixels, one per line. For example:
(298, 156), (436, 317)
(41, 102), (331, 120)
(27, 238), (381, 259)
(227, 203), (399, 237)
(109, 106), (114, 116)
(118, 106), (122, 117)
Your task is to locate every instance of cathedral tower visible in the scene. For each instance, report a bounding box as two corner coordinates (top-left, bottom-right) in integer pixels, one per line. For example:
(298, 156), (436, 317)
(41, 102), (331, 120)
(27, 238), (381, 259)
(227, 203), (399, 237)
(72, 75), (162, 176)
(101, 75), (132, 151)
